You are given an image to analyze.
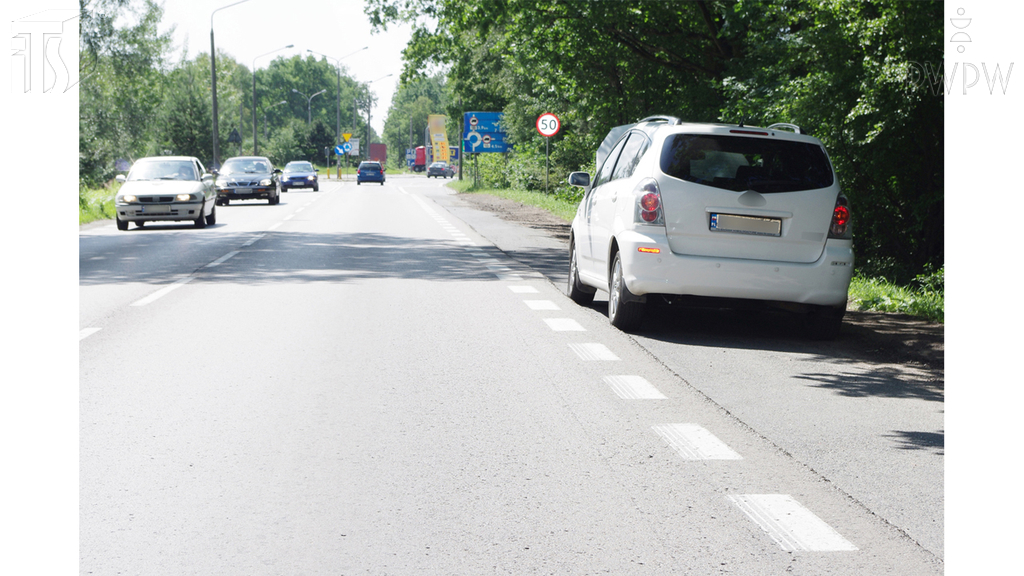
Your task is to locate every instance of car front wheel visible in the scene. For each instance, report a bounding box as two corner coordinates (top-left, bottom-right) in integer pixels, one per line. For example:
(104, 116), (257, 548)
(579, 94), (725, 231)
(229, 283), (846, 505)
(205, 204), (216, 226)
(116, 218), (128, 231)
(194, 204), (207, 228)
(608, 252), (644, 331)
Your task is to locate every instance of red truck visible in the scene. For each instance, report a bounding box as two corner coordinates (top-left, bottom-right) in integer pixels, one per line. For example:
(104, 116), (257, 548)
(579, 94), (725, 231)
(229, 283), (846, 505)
(413, 146), (427, 172)
(369, 143), (387, 166)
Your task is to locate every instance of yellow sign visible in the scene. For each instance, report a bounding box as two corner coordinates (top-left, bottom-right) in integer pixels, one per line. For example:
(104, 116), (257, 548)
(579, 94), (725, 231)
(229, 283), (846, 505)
(342, 133), (352, 142)
(428, 115), (449, 162)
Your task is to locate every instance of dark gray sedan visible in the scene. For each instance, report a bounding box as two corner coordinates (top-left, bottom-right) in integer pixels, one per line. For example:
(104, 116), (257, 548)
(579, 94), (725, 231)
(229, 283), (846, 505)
(215, 156), (282, 205)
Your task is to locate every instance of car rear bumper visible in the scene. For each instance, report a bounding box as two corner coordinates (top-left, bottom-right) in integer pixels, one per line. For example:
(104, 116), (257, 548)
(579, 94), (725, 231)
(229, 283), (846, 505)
(117, 202), (204, 222)
(616, 229), (853, 307)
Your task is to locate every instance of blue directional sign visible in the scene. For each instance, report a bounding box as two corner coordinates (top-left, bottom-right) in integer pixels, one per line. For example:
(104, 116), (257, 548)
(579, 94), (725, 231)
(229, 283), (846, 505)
(465, 112), (504, 134)
(464, 130), (511, 153)
(335, 143), (351, 155)
(463, 111), (510, 154)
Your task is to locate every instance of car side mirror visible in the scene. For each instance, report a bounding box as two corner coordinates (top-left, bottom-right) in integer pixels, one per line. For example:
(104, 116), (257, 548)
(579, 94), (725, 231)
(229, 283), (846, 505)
(273, 168), (282, 174)
(314, 168), (319, 172)
(201, 173), (215, 182)
(568, 172), (591, 187)
(115, 174), (127, 183)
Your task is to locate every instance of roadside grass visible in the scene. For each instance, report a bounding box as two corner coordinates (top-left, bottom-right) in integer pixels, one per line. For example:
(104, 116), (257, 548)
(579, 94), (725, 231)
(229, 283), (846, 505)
(447, 180), (944, 324)
(848, 269), (944, 323)
(79, 181), (119, 225)
(447, 179), (578, 222)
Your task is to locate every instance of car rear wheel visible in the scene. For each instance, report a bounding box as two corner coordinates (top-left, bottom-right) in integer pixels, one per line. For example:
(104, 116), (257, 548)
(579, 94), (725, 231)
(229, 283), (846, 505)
(135, 221), (145, 228)
(805, 306), (844, 340)
(116, 218), (128, 231)
(567, 239), (595, 305)
(608, 252), (644, 331)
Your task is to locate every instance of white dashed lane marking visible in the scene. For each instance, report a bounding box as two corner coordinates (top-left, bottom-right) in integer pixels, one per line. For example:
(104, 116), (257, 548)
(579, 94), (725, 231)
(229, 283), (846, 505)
(79, 328), (101, 341)
(544, 318), (585, 331)
(568, 343), (620, 361)
(204, 251), (239, 267)
(130, 275), (195, 307)
(604, 375), (667, 399)
(525, 300), (560, 311)
(508, 286), (539, 294)
(728, 494), (858, 552)
(652, 424), (742, 460)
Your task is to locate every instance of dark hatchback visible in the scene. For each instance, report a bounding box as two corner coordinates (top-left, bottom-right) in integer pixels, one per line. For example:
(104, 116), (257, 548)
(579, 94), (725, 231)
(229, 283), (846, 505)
(356, 161), (385, 185)
(215, 156), (282, 205)
(281, 161), (319, 192)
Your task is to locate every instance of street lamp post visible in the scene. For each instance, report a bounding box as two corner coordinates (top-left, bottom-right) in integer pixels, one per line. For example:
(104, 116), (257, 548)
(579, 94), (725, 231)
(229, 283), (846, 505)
(252, 44), (293, 155)
(306, 47), (367, 146)
(363, 74), (392, 161)
(263, 100), (287, 141)
(210, 0), (250, 170)
(292, 88), (326, 125)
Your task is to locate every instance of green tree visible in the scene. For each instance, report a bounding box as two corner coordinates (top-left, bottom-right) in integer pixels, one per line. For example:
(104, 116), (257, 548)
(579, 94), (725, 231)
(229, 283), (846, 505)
(79, 0), (171, 184)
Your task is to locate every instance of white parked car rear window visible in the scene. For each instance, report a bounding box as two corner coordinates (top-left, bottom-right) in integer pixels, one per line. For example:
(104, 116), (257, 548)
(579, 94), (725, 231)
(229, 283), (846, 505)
(659, 134), (834, 193)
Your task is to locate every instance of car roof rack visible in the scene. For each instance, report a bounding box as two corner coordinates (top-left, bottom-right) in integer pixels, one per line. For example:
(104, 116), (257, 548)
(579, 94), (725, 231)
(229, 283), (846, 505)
(637, 116), (681, 125)
(767, 122), (805, 134)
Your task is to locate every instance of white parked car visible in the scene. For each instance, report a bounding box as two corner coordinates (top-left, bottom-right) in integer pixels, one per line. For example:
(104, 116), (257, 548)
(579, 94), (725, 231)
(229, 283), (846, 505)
(566, 117), (853, 338)
(114, 156), (218, 230)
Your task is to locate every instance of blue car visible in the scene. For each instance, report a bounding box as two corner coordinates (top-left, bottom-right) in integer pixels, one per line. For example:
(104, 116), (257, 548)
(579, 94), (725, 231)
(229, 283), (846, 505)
(356, 161), (385, 185)
(281, 161), (319, 192)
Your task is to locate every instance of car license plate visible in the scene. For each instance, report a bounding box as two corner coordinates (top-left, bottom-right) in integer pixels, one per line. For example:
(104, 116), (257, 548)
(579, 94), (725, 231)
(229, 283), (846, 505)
(710, 213), (781, 237)
(139, 205), (170, 214)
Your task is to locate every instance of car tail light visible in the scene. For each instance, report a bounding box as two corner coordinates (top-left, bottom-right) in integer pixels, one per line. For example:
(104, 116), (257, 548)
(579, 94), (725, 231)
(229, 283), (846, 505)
(829, 195), (851, 238)
(633, 178), (664, 225)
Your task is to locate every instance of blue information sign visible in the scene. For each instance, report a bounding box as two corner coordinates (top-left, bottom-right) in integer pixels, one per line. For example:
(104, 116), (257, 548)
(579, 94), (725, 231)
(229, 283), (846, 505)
(463, 111), (511, 154)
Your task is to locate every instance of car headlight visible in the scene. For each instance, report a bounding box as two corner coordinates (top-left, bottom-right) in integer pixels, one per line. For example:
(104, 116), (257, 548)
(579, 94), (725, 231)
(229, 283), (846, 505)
(176, 194), (193, 202)
(260, 178), (273, 186)
(216, 178), (227, 187)
(118, 194), (137, 203)
(307, 175), (315, 180)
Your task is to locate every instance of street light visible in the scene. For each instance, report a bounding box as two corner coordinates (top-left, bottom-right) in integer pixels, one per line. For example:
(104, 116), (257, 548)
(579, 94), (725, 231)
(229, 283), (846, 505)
(263, 100), (287, 141)
(306, 46), (367, 145)
(364, 74), (392, 159)
(292, 88), (326, 125)
(210, 0), (250, 170)
(253, 44), (293, 155)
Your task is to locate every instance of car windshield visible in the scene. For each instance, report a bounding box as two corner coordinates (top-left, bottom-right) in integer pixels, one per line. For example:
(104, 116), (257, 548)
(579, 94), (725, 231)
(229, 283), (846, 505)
(660, 134), (834, 193)
(284, 162), (313, 172)
(221, 158), (271, 174)
(127, 160), (197, 181)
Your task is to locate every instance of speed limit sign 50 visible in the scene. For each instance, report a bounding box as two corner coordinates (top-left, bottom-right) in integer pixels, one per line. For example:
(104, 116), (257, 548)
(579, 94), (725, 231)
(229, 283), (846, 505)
(536, 112), (561, 137)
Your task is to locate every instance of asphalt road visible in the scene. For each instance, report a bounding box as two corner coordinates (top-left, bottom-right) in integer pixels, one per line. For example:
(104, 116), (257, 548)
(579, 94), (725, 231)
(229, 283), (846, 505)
(79, 174), (943, 574)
